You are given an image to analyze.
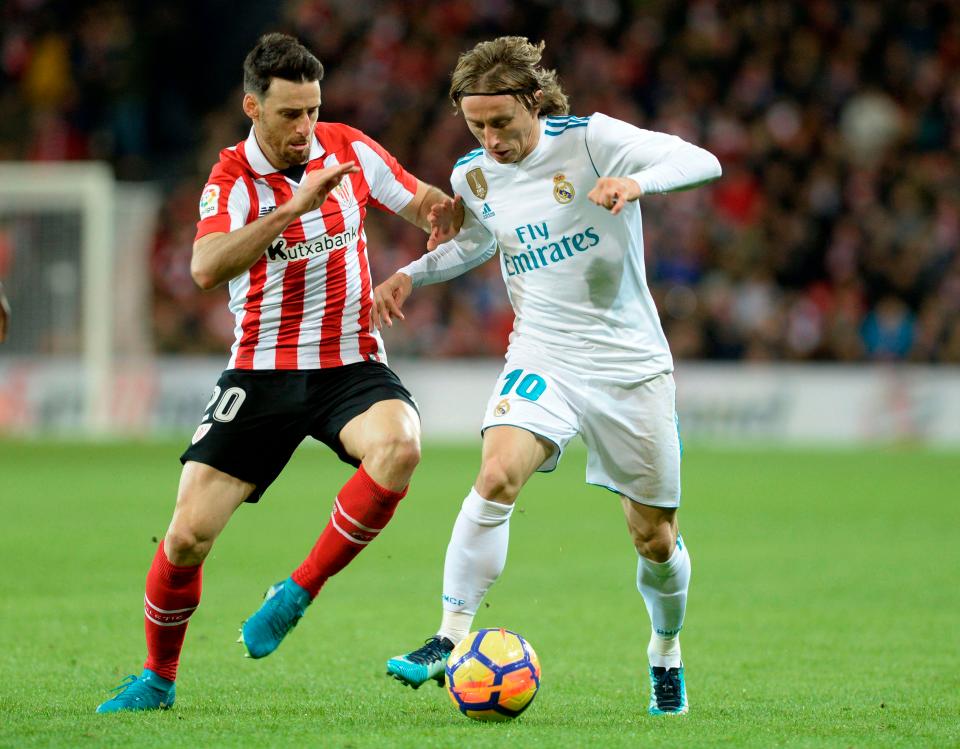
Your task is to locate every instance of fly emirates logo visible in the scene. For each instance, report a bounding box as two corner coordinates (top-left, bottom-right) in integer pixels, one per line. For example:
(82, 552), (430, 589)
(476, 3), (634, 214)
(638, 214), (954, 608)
(502, 221), (600, 276)
(266, 225), (359, 262)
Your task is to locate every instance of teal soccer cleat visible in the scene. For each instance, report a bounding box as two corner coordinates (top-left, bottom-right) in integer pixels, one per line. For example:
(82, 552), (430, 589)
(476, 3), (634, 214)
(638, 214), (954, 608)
(386, 636), (454, 689)
(648, 665), (688, 715)
(240, 577), (311, 659)
(95, 669), (175, 713)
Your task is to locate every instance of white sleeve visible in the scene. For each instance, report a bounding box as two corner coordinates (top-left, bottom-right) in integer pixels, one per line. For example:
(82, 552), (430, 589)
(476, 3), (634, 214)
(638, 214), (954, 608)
(585, 112), (722, 194)
(397, 209), (497, 287)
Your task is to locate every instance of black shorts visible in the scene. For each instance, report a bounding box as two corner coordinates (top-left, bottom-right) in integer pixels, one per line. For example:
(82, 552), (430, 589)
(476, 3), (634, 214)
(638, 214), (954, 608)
(180, 361), (418, 503)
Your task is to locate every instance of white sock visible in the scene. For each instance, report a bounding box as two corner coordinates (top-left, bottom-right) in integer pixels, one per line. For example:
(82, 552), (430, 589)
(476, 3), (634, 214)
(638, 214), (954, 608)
(637, 536), (691, 669)
(437, 489), (513, 644)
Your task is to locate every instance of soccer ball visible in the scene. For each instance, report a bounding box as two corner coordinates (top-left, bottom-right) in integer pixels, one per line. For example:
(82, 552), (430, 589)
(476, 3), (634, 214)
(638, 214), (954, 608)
(445, 628), (541, 721)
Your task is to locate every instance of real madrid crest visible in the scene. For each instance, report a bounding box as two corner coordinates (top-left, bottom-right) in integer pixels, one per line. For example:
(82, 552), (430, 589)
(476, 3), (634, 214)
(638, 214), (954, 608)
(553, 173), (575, 204)
(494, 398), (510, 417)
(466, 168), (488, 199)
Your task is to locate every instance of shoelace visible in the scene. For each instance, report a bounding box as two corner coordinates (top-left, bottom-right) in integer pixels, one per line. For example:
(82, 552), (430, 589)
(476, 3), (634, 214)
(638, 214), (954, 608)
(406, 637), (451, 665)
(108, 674), (139, 694)
(652, 668), (682, 708)
(106, 674), (166, 705)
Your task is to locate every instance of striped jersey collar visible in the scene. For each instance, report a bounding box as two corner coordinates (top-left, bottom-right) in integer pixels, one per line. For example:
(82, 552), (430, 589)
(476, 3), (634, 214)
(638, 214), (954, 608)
(244, 126), (325, 176)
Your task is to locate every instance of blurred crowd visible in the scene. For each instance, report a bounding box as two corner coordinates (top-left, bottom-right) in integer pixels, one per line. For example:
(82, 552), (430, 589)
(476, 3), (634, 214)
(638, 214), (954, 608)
(3, 0), (959, 362)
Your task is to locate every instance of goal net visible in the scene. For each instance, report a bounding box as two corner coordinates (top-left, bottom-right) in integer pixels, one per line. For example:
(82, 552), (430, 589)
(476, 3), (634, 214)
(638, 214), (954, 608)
(0, 162), (160, 435)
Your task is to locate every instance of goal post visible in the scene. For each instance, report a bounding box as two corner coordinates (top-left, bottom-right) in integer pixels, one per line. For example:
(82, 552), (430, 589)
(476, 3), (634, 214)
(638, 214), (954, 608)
(0, 162), (115, 434)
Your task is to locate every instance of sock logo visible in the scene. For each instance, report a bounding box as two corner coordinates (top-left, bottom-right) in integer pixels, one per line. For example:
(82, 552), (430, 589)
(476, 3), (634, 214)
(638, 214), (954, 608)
(655, 626), (682, 637)
(329, 497), (383, 546)
(144, 595), (197, 627)
(442, 594), (466, 607)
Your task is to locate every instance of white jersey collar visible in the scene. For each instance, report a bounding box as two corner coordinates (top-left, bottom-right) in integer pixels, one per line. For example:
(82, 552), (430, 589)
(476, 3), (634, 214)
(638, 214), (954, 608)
(244, 126), (325, 176)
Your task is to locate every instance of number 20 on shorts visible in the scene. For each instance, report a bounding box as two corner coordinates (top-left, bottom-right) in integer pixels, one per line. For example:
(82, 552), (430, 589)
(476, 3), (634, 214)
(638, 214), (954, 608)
(204, 385), (247, 423)
(500, 369), (547, 401)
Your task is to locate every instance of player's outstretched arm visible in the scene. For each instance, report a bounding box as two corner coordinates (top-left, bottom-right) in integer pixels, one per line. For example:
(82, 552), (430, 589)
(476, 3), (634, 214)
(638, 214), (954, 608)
(397, 181), (465, 249)
(191, 162), (360, 290)
(0, 281), (9, 343)
(372, 272), (413, 329)
(585, 113), (721, 202)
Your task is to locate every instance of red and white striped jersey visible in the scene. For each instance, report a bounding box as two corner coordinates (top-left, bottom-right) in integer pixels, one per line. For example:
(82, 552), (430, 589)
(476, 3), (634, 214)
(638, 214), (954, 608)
(195, 123), (418, 370)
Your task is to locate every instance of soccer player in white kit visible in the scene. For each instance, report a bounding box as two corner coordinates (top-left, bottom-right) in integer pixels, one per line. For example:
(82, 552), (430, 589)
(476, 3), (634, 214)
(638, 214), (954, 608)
(377, 37), (721, 715)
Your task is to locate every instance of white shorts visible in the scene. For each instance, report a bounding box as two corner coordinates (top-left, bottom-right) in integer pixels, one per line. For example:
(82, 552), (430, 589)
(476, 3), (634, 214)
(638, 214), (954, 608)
(480, 353), (682, 507)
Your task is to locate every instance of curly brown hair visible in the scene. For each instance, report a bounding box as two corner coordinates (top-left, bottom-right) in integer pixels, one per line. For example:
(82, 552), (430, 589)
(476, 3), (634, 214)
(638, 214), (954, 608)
(449, 37), (569, 116)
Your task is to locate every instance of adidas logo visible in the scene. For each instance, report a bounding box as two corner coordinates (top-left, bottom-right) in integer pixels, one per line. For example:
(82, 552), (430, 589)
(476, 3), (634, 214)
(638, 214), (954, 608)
(481, 202), (496, 219)
(259, 206), (277, 217)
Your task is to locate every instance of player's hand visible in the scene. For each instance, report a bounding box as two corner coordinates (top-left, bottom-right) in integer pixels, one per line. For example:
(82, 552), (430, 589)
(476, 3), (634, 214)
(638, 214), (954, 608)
(372, 272), (413, 329)
(587, 177), (642, 215)
(287, 161), (360, 217)
(0, 286), (9, 343)
(426, 195), (464, 250)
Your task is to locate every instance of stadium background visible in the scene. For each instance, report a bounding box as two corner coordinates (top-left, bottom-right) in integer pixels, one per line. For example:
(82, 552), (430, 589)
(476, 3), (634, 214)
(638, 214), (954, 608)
(2, 0), (958, 363)
(2, 0), (959, 444)
(1, 2), (958, 747)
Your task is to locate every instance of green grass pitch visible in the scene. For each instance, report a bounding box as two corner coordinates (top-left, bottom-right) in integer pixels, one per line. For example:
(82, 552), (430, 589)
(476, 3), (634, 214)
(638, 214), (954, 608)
(1, 439), (957, 748)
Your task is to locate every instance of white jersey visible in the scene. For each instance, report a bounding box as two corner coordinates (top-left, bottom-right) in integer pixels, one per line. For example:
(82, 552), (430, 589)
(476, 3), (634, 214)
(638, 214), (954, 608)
(401, 113), (721, 382)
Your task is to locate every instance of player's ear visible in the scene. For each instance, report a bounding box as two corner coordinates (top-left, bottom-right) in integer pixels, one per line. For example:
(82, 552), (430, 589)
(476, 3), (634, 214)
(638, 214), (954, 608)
(242, 93), (260, 121)
(530, 89), (543, 116)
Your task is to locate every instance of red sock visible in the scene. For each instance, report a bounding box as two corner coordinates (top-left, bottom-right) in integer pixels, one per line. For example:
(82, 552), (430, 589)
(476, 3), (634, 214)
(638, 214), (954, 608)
(291, 465), (407, 597)
(143, 541), (202, 682)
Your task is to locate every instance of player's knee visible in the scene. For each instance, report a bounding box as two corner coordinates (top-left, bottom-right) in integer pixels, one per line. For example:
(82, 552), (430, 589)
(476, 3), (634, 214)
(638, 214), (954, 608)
(370, 433), (421, 476)
(630, 521), (676, 562)
(164, 527), (213, 566)
(475, 457), (523, 503)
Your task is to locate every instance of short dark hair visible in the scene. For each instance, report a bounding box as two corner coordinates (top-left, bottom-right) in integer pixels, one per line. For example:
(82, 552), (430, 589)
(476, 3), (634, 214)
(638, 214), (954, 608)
(243, 33), (324, 98)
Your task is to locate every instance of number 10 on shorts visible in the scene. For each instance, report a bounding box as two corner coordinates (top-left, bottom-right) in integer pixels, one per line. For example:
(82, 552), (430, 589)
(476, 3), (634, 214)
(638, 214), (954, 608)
(500, 369), (547, 401)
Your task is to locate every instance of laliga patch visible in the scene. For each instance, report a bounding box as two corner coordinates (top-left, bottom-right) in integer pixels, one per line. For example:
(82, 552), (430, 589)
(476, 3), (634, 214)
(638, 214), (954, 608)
(494, 398), (510, 417)
(191, 423), (212, 444)
(553, 173), (574, 204)
(199, 184), (220, 219)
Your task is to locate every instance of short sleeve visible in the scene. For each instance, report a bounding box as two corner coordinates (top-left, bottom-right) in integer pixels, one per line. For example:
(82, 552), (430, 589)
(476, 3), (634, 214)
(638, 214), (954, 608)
(195, 162), (252, 241)
(347, 131), (418, 214)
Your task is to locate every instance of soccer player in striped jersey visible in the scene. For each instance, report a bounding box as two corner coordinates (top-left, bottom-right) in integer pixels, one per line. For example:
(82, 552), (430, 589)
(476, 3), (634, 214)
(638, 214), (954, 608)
(377, 37), (721, 715)
(96, 33), (464, 713)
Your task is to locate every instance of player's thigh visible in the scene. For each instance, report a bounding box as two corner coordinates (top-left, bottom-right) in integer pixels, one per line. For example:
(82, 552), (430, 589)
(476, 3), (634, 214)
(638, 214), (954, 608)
(580, 372), (681, 508)
(313, 361), (420, 464)
(480, 354), (580, 474)
(168, 460), (254, 544)
(338, 398), (421, 461)
(181, 370), (312, 504)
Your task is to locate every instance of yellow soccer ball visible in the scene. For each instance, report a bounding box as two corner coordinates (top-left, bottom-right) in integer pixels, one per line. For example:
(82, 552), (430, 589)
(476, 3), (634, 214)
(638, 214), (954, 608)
(445, 628), (541, 721)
